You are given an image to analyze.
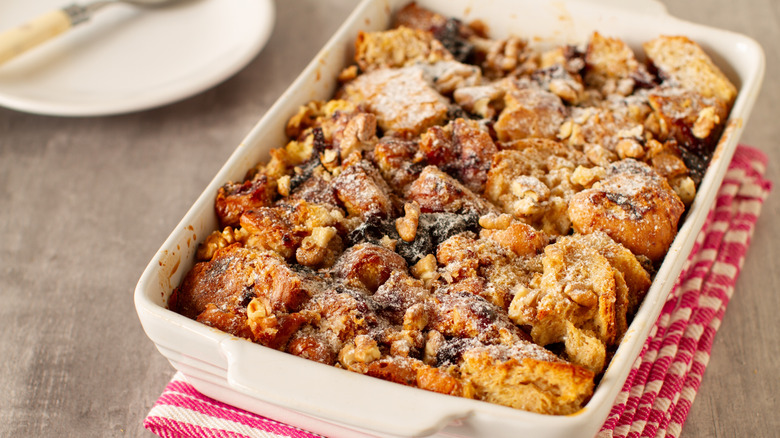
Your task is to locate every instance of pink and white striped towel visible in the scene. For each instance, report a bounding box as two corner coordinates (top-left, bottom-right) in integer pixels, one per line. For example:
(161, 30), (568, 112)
(144, 145), (772, 438)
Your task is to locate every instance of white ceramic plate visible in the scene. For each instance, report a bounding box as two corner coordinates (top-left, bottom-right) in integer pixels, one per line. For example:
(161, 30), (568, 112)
(0, 0), (275, 116)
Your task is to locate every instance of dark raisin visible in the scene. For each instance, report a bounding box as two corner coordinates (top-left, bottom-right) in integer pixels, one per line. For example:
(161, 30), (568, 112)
(394, 227), (435, 266)
(436, 337), (472, 367)
(425, 212), (479, 246)
(347, 216), (395, 246)
(432, 19), (474, 63)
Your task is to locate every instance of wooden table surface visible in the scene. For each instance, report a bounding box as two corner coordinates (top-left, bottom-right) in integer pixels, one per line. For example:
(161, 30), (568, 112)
(1, 1), (777, 437)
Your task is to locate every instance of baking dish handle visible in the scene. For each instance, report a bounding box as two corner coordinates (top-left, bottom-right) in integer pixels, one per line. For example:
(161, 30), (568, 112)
(583, 0), (669, 17)
(221, 338), (471, 437)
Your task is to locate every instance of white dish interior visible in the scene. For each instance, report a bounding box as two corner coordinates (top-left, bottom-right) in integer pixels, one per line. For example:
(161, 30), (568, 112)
(135, 0), (764, 437)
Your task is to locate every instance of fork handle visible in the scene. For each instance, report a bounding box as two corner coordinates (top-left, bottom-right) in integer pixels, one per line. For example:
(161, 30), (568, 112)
(0, 5), (90, 66)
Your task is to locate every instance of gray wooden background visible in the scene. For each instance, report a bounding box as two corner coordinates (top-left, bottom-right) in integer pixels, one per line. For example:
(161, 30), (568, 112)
(1, 0), (777, 436)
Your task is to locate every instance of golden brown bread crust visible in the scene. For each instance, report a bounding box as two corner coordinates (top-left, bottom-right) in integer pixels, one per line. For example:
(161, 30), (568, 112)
(459, 343), (594, 415)
(393, 2), (450, 33)
(585, 32), (640, 85)
(345, 355), (475, 398)
(647, 87), (729, 148)
(428, 290), (527, 344)
(340, 66), (451, 138)
(568, 159), (685, 261)
(171, 2), (738, 416)
(643, 35), (737, 106)
(195, 304), (254, 340)
(332, 160), (397, 220)
(479, 218), (548, 258)
(506, 231), (650, 373)
(333, 243), (408, 293)
(493, 81), (567, 141)
(215, 174), (277, 229)
(406, 165), (499, 215)
(418, 118), (498, 193)
(173, 244), (262, 319)
(372, 136), (422, 194)
(484, 138), (587, 235)
(287, 326), (339, 365)
(354, 26), (453, 72)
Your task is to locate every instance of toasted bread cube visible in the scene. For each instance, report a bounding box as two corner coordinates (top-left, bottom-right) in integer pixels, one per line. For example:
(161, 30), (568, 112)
(340, 66), (450, 138)
(355, 26), (452, 71)
(643, 35), (737, 106)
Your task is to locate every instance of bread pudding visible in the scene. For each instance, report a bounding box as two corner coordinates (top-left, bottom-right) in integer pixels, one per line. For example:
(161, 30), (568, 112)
(169, 2), (736, 415)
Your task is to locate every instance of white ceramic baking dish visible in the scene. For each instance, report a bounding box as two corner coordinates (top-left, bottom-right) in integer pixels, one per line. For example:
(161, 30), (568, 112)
(135, 0), (765, 437)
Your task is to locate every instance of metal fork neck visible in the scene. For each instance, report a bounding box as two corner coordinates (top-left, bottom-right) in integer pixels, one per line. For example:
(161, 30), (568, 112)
(62, 1), (114, 26)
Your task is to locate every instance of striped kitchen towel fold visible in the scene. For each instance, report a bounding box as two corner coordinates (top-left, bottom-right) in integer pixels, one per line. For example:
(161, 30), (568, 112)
(597, 145), (772, 438)
(145, 145), (772, 438)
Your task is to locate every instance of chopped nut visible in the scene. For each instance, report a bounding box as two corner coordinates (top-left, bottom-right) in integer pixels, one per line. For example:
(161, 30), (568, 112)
(692, 106), (720, 139)
(338, 65), (358, 83)
(564, 283), (598, 307)
(296, 226), (342, 268)
(246, 297), (279, 338)
(353, 335), (381, 363)
(246, 297), (269, 319)
(549, 78), (580, 104)
(379, 235), (398, 251)
(671, 175), (696, 205)
(277, 175), (291, 197)
(644, 112), (667, 139)
(285, 138), (314, 166)
(478, 213), (513, 230)
(310, 226), (337, 247)
(336, 335), (382, 368)
(411, 254), (438, 285)
(395, 201), (421, 242)
(568, 123), (585, 146)
(508, 284), (536, 326)
(616, 124), (643, 139)
(338, 343), (357, 368)
(570, 165), (605, 187)
(472, 97), (494, 119)
(403, 303), (429, 331)
(510, 175), (550, 201)
(488, 37), (524, 72)
(644, 138), (665, 159)
(196, 227), (239, 261)
(557, 120), (574, 140)
(423, 330), (445, 365)
(615, 138), (644, 159)
(508, 175), (550, 216)
(320, 148), (340, 172)
(480, 220), (548, 257)
(584, 143), (617, 167)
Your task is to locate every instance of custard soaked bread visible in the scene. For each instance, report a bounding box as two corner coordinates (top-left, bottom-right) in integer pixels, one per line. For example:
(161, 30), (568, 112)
(171, 2), (736, 415)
